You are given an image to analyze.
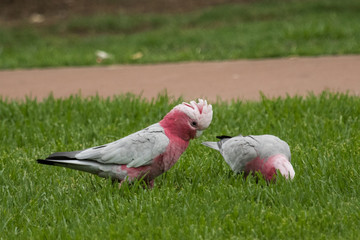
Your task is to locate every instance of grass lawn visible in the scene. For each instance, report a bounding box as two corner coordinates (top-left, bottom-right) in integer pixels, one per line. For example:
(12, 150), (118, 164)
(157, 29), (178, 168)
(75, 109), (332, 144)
(1, 0), (359, 238)
(1, 0), (360, 69)
(0, 92), (359, 239)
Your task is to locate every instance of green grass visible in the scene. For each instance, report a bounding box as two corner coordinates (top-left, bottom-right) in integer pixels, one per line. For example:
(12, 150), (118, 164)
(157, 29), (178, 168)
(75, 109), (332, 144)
(1, 92), (359, 239)
(1, 0), (360, 69)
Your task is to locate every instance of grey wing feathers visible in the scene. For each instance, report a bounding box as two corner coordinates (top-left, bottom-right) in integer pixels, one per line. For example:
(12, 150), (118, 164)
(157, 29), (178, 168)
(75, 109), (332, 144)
(248, 135), (291, 161)
(220, 137), (258, 172)
(75, 123), (169, 168)
(202, 136), (257, 172)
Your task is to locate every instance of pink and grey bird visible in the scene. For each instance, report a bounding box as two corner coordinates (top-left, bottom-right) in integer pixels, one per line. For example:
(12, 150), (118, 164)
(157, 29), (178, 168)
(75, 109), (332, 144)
(202, 135), (295, 181)
(37, 99), (213, 188)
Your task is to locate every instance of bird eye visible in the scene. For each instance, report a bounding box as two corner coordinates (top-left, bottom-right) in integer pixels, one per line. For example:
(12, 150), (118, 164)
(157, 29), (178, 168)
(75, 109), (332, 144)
(191, 121), (197, 126)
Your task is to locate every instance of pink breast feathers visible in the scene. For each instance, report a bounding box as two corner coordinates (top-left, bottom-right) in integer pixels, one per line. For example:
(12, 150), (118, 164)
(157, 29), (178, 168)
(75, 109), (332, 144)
(245, 154), (295, 181)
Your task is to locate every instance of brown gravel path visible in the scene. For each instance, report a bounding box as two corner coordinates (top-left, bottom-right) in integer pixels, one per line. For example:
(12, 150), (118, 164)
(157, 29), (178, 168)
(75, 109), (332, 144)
(1, 55), (359, 102)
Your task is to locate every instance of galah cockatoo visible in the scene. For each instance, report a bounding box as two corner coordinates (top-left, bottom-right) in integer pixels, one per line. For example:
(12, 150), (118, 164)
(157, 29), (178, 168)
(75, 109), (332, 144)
(202, 134), (295, 181)
(37, 99), (213, 188)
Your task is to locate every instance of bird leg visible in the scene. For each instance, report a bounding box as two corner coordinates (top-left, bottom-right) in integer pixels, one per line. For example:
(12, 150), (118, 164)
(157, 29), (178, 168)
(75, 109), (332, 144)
(148, 180), (154, 189)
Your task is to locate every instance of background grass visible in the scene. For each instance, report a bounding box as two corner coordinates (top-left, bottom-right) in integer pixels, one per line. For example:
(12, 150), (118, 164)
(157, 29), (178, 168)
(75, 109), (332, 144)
(0, 92), (359, 239)
(1, 0), (360, 69)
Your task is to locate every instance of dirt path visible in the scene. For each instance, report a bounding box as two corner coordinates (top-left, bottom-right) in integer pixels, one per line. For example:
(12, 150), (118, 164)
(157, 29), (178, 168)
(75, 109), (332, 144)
(1, 55), (359, 102)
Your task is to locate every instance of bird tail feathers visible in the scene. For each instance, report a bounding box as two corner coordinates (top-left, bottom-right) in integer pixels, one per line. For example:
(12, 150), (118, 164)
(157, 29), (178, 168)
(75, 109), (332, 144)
(36, 158), (102, 175)
(47, 151), (82, 160)
(201, 141), (220, 151)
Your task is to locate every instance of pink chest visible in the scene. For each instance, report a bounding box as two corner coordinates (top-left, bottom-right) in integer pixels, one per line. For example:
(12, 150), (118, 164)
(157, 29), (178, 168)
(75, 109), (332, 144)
(119, 135), (189, 181)
(244, 156), (278, 181)
(159, 136), (189, 171)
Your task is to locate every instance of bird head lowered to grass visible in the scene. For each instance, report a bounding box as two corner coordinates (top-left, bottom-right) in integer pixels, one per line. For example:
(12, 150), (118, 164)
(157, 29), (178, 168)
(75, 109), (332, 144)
(202, 134), (295, 181)
(37, 99), (213, 188)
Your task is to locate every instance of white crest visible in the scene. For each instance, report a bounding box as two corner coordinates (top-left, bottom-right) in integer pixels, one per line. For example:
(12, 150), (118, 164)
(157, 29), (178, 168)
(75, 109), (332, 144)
(173, 99), (213, 129)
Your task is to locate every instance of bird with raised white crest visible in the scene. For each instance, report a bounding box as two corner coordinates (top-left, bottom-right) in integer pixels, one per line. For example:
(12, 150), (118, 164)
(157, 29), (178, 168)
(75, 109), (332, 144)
(37, 99), (213, 188)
